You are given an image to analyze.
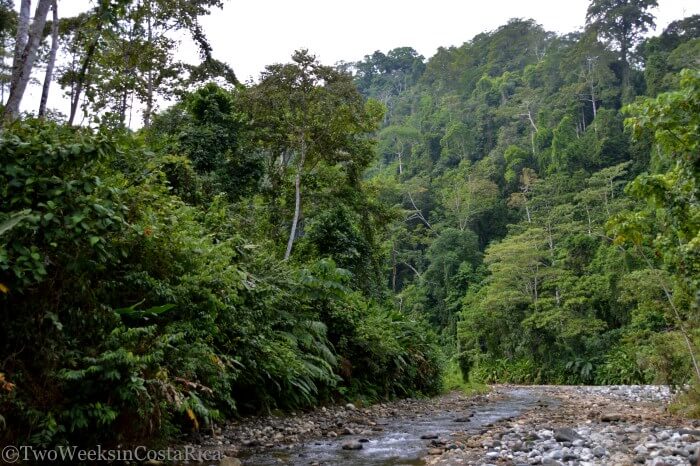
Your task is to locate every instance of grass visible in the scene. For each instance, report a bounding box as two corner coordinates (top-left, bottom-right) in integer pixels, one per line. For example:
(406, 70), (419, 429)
(668, 383), (700, 419)
(442, 357), (489, 395)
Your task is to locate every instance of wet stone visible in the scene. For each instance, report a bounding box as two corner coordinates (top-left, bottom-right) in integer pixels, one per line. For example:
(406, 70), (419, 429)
(554, 428), (580, 443)
(341, 440), (363, 450)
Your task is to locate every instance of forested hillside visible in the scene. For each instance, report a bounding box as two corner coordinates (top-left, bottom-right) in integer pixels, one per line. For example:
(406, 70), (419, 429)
(0, 0), (698, 452)
(355, 9), (700, 387)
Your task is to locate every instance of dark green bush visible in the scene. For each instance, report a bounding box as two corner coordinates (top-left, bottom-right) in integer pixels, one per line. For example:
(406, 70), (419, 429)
(0, 120), (442, 448)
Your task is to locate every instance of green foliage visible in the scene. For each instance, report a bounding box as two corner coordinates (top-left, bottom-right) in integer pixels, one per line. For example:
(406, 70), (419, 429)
(348, 9), (699, 391)
(3, 2), (700, 451)
(596, 344), (654, 385)
(0, 120), (128, 289)
(442, 358), (488, 395)
(470, 357), (544, 384)
(1, 94), (441, 447)
(145, 83), (262, 201)
(586, 0), (658, 100)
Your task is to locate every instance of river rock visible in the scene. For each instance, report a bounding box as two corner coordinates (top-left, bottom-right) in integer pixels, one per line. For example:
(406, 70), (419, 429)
(341, 440), (363, 450)
(554, 427), (580, 443)
(601, 412), (625, 422)
(421, 433), (439, 439)
(634, 445), (648, 455)
(542, 459), (563, 466)
(219, 458), (242, 466)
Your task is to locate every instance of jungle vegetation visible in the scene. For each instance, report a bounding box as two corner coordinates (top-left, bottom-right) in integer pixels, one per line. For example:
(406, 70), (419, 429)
(0, 0), (699, 448)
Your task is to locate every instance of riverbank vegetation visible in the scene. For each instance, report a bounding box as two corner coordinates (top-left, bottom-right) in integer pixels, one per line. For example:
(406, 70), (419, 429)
(0, 0), (699, 450)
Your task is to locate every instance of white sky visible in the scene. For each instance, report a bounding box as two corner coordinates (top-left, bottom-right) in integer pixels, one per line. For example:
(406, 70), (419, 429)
(197, 0), (700, 82)
(22, 0), (700, 121)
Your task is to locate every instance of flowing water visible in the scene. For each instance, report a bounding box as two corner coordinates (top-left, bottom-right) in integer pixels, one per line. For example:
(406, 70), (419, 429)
(241, 387), (547, 465)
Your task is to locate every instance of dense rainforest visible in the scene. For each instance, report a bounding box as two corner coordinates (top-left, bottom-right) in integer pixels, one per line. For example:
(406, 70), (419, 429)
(356, 11), (700, 389)
(0, 0), (698, 451)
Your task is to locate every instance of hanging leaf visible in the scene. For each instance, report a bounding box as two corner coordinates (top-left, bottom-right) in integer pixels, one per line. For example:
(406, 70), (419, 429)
(114, 300), (176, 318)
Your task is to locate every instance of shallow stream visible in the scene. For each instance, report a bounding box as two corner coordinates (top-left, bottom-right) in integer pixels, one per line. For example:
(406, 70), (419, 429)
(242, 387), (546, 465)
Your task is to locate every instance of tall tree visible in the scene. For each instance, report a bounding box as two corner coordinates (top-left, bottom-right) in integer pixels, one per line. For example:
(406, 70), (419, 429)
(61, 0), (226, 126)
(10, 0), (30, 89)
(245, 50), (381, 260)
(585, 0), (658, 100)
(0, 1), (13, 102)
(3, 0), (51, 120)
(38, 0), (57, 117)
(378, 125), (421, 175)
(64, 0), (116, 125)
(438, 160), (499, 232)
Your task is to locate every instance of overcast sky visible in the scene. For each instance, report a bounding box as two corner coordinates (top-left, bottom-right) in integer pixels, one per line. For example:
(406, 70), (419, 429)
(197, 0), (700, 82)
(28, 0), (700, 120)
(53, 0), (700, 79)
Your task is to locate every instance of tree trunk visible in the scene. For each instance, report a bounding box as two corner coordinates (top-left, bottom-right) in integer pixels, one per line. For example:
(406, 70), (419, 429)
(68, 11), (106, 126)
(143, 0), (154, 127)
(392, 247), (397, 293)
(10, 0), (31, 91)
(68, 39), (98, 125)
(620, 38), (632, 102)
(585, 205), (592, 236)
(533, 265), (539, 303)
(119, 88), (128, 124)
(38, 0), (58, 118)
(284, 147), (305, 260)
(589, 84), (597, 133)
(4, 0), (52, 121)
(587, 57), (598, 131)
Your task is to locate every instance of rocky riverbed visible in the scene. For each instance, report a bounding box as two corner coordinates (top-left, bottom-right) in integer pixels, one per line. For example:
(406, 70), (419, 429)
(178, 385), (698, 466)
(428, 385), (697, 466)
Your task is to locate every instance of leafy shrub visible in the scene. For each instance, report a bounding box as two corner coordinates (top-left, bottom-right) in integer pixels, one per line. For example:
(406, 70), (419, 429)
(1, 120), (442, 448)
(595, 345), (653, 385)
(470, 357), (542, 384)
(643, 331), (696, 387)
